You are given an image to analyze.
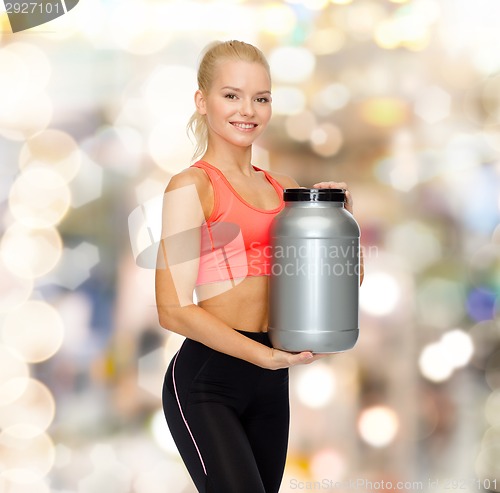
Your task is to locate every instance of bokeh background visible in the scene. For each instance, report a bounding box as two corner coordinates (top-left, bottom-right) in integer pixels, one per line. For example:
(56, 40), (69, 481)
(1, 0), (500, 492)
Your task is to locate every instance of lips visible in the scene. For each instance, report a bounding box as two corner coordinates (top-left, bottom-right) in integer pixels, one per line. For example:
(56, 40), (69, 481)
(230, 122), (258, 130)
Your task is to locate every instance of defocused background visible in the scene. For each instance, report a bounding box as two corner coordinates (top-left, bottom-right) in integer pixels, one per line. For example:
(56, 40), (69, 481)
(1, 0), (500, 492)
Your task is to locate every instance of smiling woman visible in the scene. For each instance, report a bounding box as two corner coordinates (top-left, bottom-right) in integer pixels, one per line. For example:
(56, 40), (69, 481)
(156, 39), (361, 493)
(186, 41), (273, 162)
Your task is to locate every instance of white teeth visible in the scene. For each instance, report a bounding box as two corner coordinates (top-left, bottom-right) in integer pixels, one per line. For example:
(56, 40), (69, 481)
(232, 123), (255, 129)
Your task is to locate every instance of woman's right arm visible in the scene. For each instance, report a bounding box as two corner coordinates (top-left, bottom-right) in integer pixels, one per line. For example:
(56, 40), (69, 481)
(155, 169), (318, 370)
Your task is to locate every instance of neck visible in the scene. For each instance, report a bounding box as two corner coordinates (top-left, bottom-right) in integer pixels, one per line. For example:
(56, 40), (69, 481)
(201, 142), (254, 176)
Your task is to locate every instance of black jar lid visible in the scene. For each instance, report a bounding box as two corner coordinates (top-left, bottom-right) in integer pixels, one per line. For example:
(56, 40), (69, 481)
(283, 188), (345, 202)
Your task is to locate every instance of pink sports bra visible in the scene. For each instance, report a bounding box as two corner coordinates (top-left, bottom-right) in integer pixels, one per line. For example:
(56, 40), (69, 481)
(191, 161), (285, 285)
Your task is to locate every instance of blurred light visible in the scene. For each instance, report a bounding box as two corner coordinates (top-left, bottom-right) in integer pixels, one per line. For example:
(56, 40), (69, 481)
(493, 223), (500, 243)
(81, 125), (142, 177)
(0, 258), (33, 313)
(18, 129), (82, 183)
(134, 459), (189, 493)
(2, 300), (64, 363)
(2, 43), (51, 94)
(0, 224), (63, 279)
(138, 348), (165, 396)
(0, 428), (55, 482)
(0, 477), (50, 493)
(414, 85), (451, 124)
(0, 91), (53, 141)
(311, 83), (350, 116)
(310, 123), (343, 157)
(374, 19), (402, 50)
(67, 0), (106, 43)
(374, 4), (432, 51)
(345, 1), (386, 41)
(309, 448), (346, 481)
(467, 244), (500, 292)
(306, 28), (345, 55)
(475, 439), (500, 486)
(485, 390), (500, 427)
(285, 111), (317, 142)
(386, 221), (441, 273)
(8, 168), (71, 228)
(48, 241), (100, 290)
(0, 42), (52, 141)
(115, 125), (145, 160)
(269, 47), (316, 83)
(0, 379), (55, 438)
(150, 408), (178, 454)
(385, 129), (419, 191)
(164, 332), (185, 365)
(142, 65), (197, 124)
(330, 0), (352, 4)
(272, 86), (306, 115)
(358, 406), (399, 447)
(480, 74), (500, 125)
(135, 177), (167, 205)
(0, 345), (30, 407)
(148, 121), (193, 173)
(54, 293), (93, 355)
(0, 47), (29, 114)
(419, 342), (454, 383)
(485, 351), (500, 391)
(261, 3), (297, 36)
(469, 321), (499, 370)
(359, 98), (409, 127)
(114, 97), (150, 130)
(110, 1), (170, 55)
(416, 278), (466, 329)
(289, 0), (329, 10)
(295, 363), (336, 409)
(53, 443), (73, 469)
(78, 444), (132, 493)
(466, 287), (496, 322)
(360, 272), (401, 316)
(68, 154), (103, 208)
(441, 329), (474, 368)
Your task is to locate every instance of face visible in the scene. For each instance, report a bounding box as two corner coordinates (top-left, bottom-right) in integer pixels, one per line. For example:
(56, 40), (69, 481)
(195, 60), (272, 151)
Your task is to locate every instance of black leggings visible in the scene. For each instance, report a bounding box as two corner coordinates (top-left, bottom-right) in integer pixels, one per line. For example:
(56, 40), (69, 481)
(162, 330), (290, 493)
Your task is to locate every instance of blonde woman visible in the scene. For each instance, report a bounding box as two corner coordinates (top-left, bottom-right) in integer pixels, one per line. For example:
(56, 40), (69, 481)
(156, 40), (363, 493)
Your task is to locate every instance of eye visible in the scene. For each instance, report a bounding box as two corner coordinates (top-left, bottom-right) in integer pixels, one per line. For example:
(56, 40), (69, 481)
(256, 97), (271, 104)
(224, 93), (237, 100)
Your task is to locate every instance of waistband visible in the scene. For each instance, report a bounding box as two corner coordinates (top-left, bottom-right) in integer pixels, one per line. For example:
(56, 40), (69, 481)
(235, 329), (271, 346)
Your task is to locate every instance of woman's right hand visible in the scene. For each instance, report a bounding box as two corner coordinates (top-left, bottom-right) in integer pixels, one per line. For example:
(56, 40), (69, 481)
(267, 347), (330, 370)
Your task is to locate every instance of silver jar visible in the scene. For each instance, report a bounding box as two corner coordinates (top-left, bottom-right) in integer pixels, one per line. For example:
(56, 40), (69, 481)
(268, 188), (360, 353)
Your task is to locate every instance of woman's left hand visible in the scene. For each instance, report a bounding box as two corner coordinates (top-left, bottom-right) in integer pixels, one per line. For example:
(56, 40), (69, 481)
(313, 181), (353, 214)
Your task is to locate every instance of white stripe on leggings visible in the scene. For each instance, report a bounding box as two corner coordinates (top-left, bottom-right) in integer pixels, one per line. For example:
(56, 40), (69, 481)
(172, 351), (207, 475)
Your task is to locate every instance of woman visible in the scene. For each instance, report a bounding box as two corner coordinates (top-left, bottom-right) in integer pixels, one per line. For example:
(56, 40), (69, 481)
(156, 40), (363, 493)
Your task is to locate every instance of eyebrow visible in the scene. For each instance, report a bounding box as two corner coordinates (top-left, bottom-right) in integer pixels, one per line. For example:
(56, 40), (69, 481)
(220, 86), (271, 95)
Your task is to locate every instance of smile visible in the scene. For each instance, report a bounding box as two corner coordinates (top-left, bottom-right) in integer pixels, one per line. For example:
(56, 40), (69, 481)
(231, 122), (257, 130)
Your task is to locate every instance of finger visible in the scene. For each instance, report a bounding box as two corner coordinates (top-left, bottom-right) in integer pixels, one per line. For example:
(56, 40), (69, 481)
(290, 352), (314, 365)
(313, 181), (348, 190)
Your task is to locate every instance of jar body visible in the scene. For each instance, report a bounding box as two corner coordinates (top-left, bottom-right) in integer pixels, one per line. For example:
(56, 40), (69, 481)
(268, 200), (360, 353)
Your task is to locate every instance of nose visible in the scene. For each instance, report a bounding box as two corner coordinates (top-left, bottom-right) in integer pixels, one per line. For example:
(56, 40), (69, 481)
(239, 98), (255, 117)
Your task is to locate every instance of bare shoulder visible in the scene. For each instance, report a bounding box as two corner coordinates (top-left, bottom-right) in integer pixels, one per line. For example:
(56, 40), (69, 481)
(266, 169), (300, 189)
(164, 166), (213, 219)
(165, 166), (210, 193)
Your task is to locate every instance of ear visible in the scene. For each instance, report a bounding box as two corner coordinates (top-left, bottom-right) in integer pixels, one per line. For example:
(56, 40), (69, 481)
(194, 90), (207, 115)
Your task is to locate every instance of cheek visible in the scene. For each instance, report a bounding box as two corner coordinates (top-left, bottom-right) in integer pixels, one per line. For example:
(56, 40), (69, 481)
(261, 106), (272, 123)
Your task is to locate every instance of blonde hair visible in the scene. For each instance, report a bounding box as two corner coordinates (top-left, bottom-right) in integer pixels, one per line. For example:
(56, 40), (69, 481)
(187, 40), (271, 161)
